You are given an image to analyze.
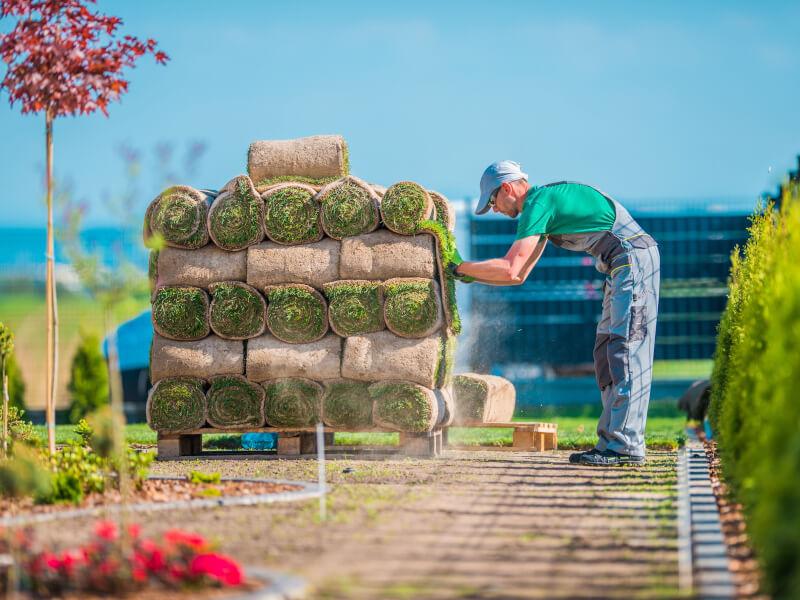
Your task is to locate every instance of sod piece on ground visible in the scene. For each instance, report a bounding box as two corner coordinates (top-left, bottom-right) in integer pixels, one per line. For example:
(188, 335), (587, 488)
(246, 334), (342, 381)
(248, 135), (349, 184)
(339, 230), (436, 280)
(206, 374), (265, 429)
(262, 378), (323, 427)
(208, 281), (266, 339)
(146, 377), (207, 433)
(341, 330), (441, 388)
(144, 186), (214, 249)
(322, 379), (373, 429)
(262, 183), (323, 245)
(152, 245), (247, 290)
(428, 190), (456, 232)
(383, 277), (443, 338)
(150, 334), (244, 383)
(380, 181), (433, 235)
(417, 220), (464, 335)
(151, 285), (210, 341)
(452, 373), (516, 425)
(323, 280), (384, 337)
(369, 380), (439, 433)
(207, 175), (264, 251)
(317, 176), (380, 239)
(247, 238), (340, 290)
(265, 284), (328, 344)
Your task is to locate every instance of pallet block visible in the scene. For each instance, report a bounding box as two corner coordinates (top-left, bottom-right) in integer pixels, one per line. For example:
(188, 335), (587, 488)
(450, 422), (558, 452)
(399, 429), (443, 457)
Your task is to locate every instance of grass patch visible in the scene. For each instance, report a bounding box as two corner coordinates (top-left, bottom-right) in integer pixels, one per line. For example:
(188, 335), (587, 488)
(262, 184), (322, 244)
(263, 378), (322, 427)
(383, 278), (439, 338)
(208, 176), (263, 250)
(323, 280), (383, 336)
(151, 286), (209, 340)
(147, 186), (209, 249)
(208, 281), (266, 339)
(318, 178), (379, 239)
(206, 375), (265, 429)
(265, 285), (327, 344)
(380, 182), (432, 235)
(146, 377), (206, 433)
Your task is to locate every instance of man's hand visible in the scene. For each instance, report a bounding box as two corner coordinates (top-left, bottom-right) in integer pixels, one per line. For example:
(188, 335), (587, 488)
(447, 246), (475, 283)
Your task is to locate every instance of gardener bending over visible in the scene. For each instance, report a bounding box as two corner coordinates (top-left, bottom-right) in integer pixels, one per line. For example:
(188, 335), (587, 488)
(453, 161), (660, 466)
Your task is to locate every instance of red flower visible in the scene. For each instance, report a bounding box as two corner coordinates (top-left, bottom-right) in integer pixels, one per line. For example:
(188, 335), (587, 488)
(127, 523), (141, 539)
(94, 520), (117, 541)
(164, 529), (207, 551)
(44, 553), (62, 571)
(189, 553), (243, 587)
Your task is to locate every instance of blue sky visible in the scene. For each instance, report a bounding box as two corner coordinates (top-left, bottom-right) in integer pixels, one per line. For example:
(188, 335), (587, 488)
(1, 0), (799, 225)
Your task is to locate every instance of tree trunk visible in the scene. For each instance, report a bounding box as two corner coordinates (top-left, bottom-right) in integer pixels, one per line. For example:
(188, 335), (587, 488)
(45, 111), (57, 455)
(2, 362), (8, 458)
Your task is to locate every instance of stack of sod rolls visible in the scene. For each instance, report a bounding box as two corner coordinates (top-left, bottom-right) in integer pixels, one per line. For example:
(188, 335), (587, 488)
(146, 134), (469, 437)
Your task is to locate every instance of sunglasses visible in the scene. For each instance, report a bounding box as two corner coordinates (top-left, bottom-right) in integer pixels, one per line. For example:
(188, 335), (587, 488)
(487, 188), (500, 210)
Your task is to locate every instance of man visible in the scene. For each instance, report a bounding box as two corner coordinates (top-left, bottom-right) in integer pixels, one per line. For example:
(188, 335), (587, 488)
(452, 161), (660, 466)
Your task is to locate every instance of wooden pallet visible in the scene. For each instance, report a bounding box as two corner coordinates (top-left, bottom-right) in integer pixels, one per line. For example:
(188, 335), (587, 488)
(156, 427), (444, 459)
(448, 421), (558, 452)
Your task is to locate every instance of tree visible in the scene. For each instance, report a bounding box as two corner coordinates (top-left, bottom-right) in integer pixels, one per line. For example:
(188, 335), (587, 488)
(0, 0), (168, 453)
(0, 322), (14, 457)
(67, 330), (109, 424)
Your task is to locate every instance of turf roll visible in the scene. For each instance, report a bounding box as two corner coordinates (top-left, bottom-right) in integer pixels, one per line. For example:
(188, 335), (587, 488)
(452, 373), (516, 425)
(150, 334), (244, 383)
(383, 277), (443, 338)
(380, 181), (433, 235)
(417, 221), (463, 335)
(256, 176), (336, 193)
(207, 175), (264, 251)
(436, 332), (457, 388)
(153, 245), (247, 290)
(247, 238), (340, 290)
(265, 284), (328, 344)
(206, 374), (266, 429)
(323, 280), (384, 337)
(339, 230), (436, 280)
(248, 135), (349, 185)
(341, 330), (441, 388)
(151, 285), (210, 341)
(146, 377), (207, 433)
(246, 334), (341, 381)
(208, 281), (267, 340)
(261, 183), (323, 245)
(428, 190), (456, 232)
(369, 380), (439, 433)
(317, 176), (380, 239)
(262, 378), (323, 427)
(321, 379), (373, 429)
(144, 186), (215, 249)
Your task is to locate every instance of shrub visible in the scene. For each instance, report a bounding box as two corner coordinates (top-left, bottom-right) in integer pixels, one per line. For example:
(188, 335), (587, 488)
(67, 331), (109, 424)
(4, 351), (25, 411)
(0, 444), (52, 499)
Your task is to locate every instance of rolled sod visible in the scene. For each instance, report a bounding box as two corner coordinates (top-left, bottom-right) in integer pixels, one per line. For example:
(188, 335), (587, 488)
(323, 280), (384, 337)
(144, 186), (214, 249)
(248, 135), (349, 184)
(341, 330), (441, 388)
(436, 332), (457, 388)
(146, 377), (207, 434)
(383, 278), (443, 339)
(148, 250), (159, 292)
(380, 181), (433, 235)
(153, 245), (247, 290)
(428, 190), (456, 232)
(246, 334), (341, 381)
(417, 221), (463, 335)
(151, 285), (210, 341)
(369, 380), (439, 433)
(150, 334), (244, 383)
(208, 281), (266, 340)
(317, 176), (380, 240)
(265, 284), (328, 344)
(206, 374), (266, 429)
(321, 379), (373, 429)
(339, 230), (436, 281)
(452, 373), (516, 425)
(247, 238), (340, 291)
(262, 183), (323, 245)
(255, 175), (338, 192)
(207, 175), (264, 251)
(262, 378), (323, 428)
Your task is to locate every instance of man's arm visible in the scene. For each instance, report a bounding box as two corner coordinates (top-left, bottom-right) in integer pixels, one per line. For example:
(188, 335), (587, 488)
(456, 235), (545, 285)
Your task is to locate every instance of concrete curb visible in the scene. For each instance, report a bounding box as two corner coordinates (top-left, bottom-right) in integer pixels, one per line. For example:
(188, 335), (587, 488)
(232, 567), (309, 600)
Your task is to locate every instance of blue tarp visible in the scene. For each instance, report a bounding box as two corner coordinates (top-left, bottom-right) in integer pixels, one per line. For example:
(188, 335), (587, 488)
(102, 309), (152, 371)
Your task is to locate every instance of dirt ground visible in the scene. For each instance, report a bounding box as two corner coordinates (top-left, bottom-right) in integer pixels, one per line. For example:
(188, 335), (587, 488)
(28, 449), (679, 599)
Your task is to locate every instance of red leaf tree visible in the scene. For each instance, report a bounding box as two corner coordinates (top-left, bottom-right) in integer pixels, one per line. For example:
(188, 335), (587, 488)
(1, 0), (168, 453)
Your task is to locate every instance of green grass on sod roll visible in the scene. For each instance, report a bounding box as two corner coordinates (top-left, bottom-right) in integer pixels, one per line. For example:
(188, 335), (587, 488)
(148, 250), (159, 291)
(209, 177), (264, 250)
(266, 285), (327, 343)
(324, 280), (383, 336)
(452, 375), (488, 422)
(418, 220), (463, 335)
(209, 282), (266, 339)
(383, 279), (439, 338)
(255, 175), (340, 189)
(263, 185), (322, 244)
(206, 375), (265, 429)
(436, 333), (456, 388)
(319, 179), (379, 239)
(263, 378), (322, 427)
(323, 380), (373, 428)
(429, 191), (452, 231)
(380, 181), (432, 235)
(151, 286), (210, 340)
(370, 381), (434, 433)
(149, 186), (209, 249)
(147, 377), (206, 433)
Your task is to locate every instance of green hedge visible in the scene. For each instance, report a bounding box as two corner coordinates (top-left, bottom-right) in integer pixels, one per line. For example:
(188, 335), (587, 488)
(709, 183), (800, 598)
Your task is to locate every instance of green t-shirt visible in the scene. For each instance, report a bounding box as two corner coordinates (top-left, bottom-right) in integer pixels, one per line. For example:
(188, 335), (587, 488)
(515, 182), (616, 239)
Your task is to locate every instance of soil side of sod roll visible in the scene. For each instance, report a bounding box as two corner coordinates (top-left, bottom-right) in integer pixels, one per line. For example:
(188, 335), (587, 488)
(341, 330), (441, 388)
(317, 176), (380, 239)
(150, 334), (244, 383)
(382, 277), (443, 339)
(369, 380), (439, 433)
(151, 285), (210, 341)
(152, 245), (247, 290)
(144, 186), (214, 249)
(246, 334), (342, 382)
(262, 378), (323, 428)
(380, 181), (433, 235)
(452, 373), (516, 425)
(146, 377), (207, 433)
(247, 238), (340, 290)
(322, 379), (373, 429)
(338, 230), (436, 281)
(265, 284), (329, 344)
(208, 281), (267, 340)
(247, 135), (349, 183)
(323, 280), (385, 337)
(207, 175), (264, 251)
(261, 183), (323, 245)
(206, 374), (266, 429)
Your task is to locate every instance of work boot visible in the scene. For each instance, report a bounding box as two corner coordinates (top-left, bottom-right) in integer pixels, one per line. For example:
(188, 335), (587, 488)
(579, 449), (645, 466)
(569, 448), (600, 464)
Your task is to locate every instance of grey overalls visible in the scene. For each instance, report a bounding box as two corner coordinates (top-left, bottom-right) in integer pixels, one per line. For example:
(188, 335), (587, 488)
(546, 183), (660, 457)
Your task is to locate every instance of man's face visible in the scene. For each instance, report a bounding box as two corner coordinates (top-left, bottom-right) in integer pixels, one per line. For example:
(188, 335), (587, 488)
(491, 182), (521, 218)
